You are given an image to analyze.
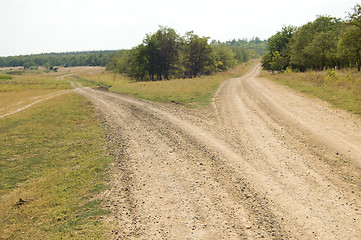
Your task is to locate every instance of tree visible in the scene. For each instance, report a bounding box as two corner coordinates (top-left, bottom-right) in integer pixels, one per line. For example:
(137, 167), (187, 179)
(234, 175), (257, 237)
(339, 4), (361, 71)
(291, 16), (341, 71)
(23, 60), (38, 69)
(261, 26), (295, 71)
(213, 43), (236, 71)
(303, 30), (339, 70)
(338, 25), (361, 71)
(184, 32), (216, 78)
(348, 4), (361, 28)
(141, 26), (181, 80)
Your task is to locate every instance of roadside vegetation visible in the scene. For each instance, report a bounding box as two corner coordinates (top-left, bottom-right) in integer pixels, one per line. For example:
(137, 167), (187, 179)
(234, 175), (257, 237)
(262, 4), (361, 116)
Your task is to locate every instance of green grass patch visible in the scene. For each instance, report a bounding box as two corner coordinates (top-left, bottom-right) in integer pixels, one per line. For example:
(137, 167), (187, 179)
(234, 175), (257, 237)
(0, 93), (110, 239)
(262, 68), (361, 116)
(73, 60), (258, 108)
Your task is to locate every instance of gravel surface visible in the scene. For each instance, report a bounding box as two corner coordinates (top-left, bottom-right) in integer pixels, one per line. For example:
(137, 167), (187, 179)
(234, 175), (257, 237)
(75, 64), (361, 239)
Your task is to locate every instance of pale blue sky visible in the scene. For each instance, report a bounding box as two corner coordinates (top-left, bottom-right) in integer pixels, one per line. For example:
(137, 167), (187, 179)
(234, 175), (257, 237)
(0, 0), (359, 56)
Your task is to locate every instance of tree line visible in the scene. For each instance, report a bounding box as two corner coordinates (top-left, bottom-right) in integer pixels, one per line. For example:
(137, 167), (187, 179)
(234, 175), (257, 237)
(0, 51), (117, 69)
(262, 4), (361, 72)
(106, 27), (264, 81)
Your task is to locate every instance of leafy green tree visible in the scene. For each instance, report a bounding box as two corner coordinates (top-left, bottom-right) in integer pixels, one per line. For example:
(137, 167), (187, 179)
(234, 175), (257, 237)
(261, 26), (295, 71)
(338, 25), (361, 71)
(348, 4), (361, 28)
(303, 30), (339, 70)
(291, 16), (341, 71)
(140, 26), (181, 80)
(213, 43), (236, 71)
(184, 32), (216, 78)
(23, 61), (38, 69)
(339, 4), (361, 71)
(128, 44), (148, 81)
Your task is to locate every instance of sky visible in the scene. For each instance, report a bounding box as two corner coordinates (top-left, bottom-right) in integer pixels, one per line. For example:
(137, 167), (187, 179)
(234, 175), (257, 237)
(0, 0), (359, 56)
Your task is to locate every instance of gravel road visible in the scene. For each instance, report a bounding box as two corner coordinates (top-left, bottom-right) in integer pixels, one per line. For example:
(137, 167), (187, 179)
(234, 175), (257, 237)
(76, 65), (361, 239)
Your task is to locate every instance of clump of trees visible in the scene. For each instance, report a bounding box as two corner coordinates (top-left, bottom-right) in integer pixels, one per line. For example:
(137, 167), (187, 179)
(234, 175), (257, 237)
(0, 51), (117, 70)
(262, 4), (361, 72)
(107, 27), (260, 81)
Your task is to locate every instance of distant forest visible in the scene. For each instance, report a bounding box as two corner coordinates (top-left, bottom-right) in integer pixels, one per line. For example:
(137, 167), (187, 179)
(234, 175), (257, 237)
(262, 4), (361, 72)
(0, 51), (117, 69)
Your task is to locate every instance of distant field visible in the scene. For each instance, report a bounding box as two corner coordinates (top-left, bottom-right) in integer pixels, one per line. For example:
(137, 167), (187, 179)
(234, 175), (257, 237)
(262, 68), (361, 116)
(70, 60), (258, 107)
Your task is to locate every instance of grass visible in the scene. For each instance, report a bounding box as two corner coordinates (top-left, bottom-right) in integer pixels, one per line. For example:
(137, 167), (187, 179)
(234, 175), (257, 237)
(0, 73), (71, 92)
(0, 89), (60, 110)
(262, 68), (361, 116)
(0, 93), (110, 239)
(71, 60), (258, 108)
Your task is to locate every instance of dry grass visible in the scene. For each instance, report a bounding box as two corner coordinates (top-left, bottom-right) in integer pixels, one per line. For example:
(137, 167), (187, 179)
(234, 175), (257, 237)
(72, 60), (258, 107)
(0, 67), (73, 92)
(0, 89), (62, 117)
(262, 68), (361, 116)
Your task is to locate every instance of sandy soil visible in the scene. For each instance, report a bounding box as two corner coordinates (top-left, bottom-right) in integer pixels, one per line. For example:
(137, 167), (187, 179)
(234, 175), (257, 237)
(73, 64), (361, 239)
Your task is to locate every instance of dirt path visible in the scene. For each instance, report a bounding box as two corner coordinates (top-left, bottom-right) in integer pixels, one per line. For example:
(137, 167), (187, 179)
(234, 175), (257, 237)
(76, 65), (361, 239)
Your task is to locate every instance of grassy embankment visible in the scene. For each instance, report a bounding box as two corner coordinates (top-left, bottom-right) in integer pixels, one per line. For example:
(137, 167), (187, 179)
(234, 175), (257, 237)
(0, 69), (110, 239)
(69, 60), (258, 108)
(262, 68), (361, 116)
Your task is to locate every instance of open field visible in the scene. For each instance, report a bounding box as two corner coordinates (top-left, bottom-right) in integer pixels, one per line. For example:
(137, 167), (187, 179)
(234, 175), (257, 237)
(262, 68), (361, 116)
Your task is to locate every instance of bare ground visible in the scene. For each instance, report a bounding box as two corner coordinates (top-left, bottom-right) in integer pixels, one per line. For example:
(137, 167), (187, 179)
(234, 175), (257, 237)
(73, 65), (361, 239)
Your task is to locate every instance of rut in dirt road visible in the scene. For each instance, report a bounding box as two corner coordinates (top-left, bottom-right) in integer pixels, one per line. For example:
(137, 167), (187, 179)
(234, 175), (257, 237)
(75, 65), (361, 239)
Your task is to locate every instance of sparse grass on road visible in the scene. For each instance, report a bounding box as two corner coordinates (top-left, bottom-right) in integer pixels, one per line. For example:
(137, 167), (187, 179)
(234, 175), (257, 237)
(262, 68), (361, 116)
(0, 93), (110, 239)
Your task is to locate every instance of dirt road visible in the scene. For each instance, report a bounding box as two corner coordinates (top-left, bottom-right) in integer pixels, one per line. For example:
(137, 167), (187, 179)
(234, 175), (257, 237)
(75, 65), (361, 239)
